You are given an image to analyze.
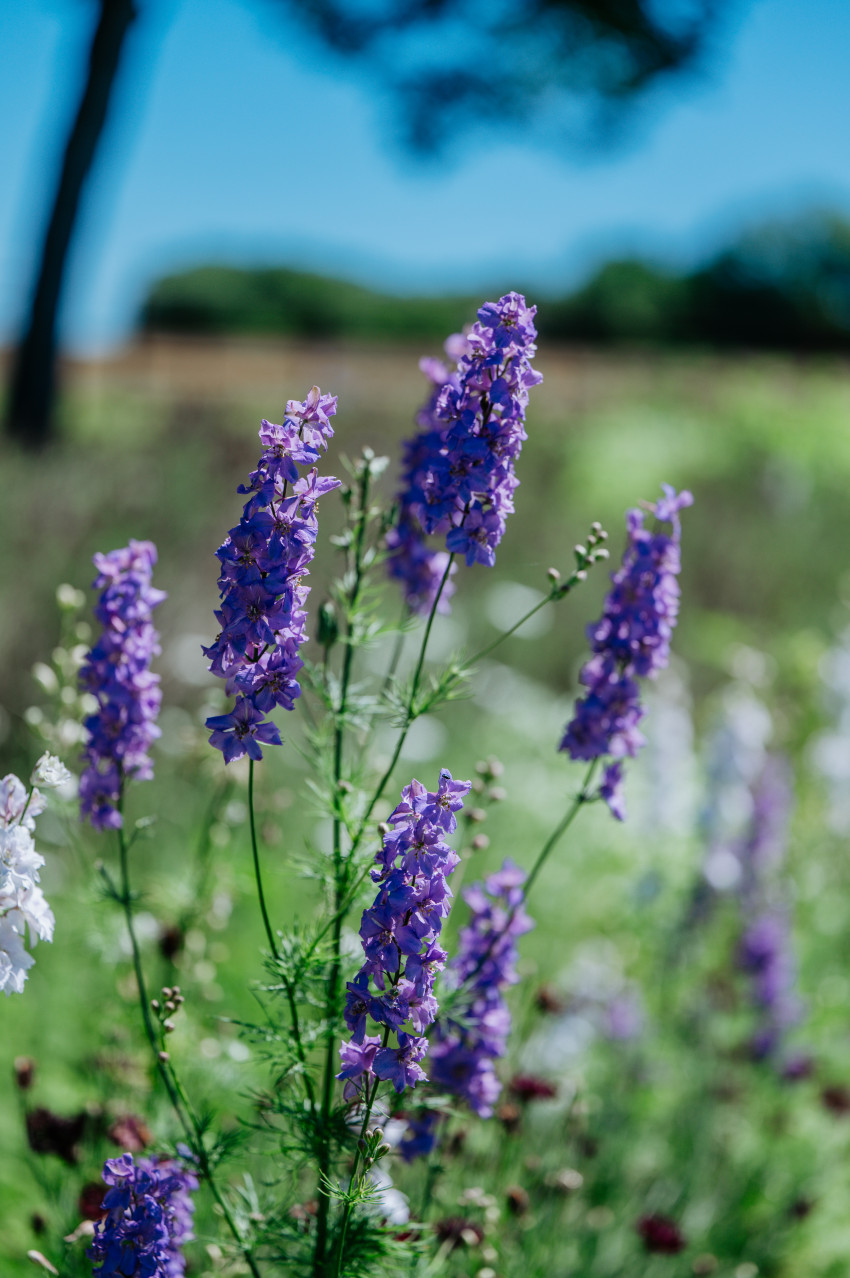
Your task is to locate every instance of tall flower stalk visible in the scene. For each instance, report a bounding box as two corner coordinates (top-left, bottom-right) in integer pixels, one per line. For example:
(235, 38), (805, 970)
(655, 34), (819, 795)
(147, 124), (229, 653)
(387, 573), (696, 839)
(204, 387), (341, 761)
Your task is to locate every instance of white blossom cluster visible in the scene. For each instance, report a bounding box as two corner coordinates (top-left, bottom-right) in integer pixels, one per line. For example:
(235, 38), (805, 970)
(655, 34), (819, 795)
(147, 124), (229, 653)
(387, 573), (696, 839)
(0, 754), (68, 994)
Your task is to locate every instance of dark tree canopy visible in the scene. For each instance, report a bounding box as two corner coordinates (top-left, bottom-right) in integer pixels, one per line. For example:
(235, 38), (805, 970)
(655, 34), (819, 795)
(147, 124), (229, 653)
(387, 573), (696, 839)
(280, 0), (727, 150)
(6, 0), (731, 447)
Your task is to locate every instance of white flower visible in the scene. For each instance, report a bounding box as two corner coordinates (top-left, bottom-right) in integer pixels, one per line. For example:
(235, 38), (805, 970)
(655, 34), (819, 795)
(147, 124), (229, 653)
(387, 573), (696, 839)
(0, 913), (36, 995)
(0, 771), (55, 993)
(31, 753), (73, 791)
(0, 824), (46, 887)
(0, 774), (45, 830)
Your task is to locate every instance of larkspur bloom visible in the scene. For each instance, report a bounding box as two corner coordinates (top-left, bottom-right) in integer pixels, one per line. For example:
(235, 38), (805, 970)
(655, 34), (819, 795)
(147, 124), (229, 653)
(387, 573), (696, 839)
(560, 485), (693, 819)
(732, 756), (802, 1061)
(31, 752), (72, 790)
(387, 294), (542, 613)
(78, 540), (166, 829)
(0, 774), (55, 995)
(423, 860), (533, 1129)
(337, 770), (471, 1097)
(88, 1150), (198, 1278)
(203, 388), (341, 762)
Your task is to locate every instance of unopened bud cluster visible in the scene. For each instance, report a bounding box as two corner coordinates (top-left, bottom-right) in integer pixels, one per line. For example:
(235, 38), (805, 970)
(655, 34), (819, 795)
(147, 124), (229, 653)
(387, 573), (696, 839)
(151, 985), (184, 1038)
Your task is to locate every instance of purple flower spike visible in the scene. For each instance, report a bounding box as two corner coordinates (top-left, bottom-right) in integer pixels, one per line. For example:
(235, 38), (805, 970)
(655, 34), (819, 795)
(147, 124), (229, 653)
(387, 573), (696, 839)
(405, 859), (534, 1140)
(337, 769), (471, 1097)
(79, 540), (165, 830)
(88, 1150), (198, 1277)
(387, 294), (542, 614)
(204, 390), (341, 762)
(559, 486), (692, 819)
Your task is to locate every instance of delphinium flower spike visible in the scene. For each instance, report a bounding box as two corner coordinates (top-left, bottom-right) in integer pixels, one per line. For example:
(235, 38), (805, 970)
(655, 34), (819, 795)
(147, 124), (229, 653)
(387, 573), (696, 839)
(387, 294), (542, 612)
(559, 485), (693, 820)
(203, 388), (341, 762)
(733, 755), (803, 1061)
(0, 764), (60, 994)
(78, 540), (166, 829)
(337, 769), (471, 1098)
(88, 1150), (198, 1277)
(398, 860), (533, 1160)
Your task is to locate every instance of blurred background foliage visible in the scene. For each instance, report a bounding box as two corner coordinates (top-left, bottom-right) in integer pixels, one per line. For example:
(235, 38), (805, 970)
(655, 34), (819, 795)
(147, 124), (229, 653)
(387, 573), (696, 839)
(139, 210), (850, 352)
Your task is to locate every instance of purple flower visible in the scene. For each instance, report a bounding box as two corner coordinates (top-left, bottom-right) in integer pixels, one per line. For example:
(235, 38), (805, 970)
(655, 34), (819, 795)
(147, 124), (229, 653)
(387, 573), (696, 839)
(205, 697), (283, 764)
(387, 295), (542, 613)
(373, 1032), (429, 1093)
(337, 770), (471, 1096)
(559, 486), (693, 819)
(422, 860), (534, 1126)
(79, 541), (166, 830)
(204, 391), (341, 762)
(88, 1150), (198, 1278)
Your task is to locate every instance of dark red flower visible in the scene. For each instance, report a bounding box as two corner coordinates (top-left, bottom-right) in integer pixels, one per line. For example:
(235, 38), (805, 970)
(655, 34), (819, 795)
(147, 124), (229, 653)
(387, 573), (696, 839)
(509, 1073), (558, 1101)
(107, 1114), (152, 1152)
(26, 1107), (87, 1165)
(434, 1217), (484, 1250)
(78, 1182), (108, 1220)
(821, 1085), (850, 1115)
(637, 1214), (686, 1254)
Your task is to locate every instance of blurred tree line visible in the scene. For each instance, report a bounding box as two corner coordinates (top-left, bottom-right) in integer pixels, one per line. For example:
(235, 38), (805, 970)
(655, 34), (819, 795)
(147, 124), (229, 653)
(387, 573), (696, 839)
(141, 212), (850, 351)
(5, 0), (728, 447)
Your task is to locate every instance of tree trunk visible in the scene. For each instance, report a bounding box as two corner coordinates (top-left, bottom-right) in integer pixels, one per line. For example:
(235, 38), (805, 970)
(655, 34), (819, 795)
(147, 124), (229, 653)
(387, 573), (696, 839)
(5, 0), (138, 448)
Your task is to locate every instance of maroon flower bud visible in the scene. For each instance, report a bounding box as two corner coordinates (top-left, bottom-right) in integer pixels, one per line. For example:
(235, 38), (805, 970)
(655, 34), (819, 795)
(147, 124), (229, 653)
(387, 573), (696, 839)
(636, 1214), (686, 1254)
(821, 1084), (850, 1115)
(26, 1108), (87, 1165)
(107, 1114), (152, 1152)
(14, 1056), (36, 1090)
(78, 1182), (108, 1221)
(434, 1217), (484, 1250)
(509, 1073), (558, 1102)
(497, 1102), (522, 1134)
(506, 1185), (530, 1216)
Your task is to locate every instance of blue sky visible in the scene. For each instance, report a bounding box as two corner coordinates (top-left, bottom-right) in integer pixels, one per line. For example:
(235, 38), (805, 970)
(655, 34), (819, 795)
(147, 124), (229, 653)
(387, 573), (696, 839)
(2, 0), (850, 351)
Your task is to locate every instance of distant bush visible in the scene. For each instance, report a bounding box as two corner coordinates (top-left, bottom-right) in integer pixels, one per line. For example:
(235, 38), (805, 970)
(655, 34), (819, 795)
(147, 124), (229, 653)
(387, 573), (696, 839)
(139, 213), (850, 351)
(140, 265), (477, 342)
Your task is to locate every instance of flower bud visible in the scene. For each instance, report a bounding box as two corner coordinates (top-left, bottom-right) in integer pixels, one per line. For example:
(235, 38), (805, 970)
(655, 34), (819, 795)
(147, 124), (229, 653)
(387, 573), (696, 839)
(317, 601), (340, 649)
(14, 1057), (36, 1090)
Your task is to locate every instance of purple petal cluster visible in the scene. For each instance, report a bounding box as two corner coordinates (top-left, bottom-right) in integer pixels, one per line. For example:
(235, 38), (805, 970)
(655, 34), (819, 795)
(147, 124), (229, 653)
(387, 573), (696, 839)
(337, 769), (471, 1096)
(88, 1150), (198, 1278)
(386, 294), (542, 612)
(733, 756), (802, 1061)
(560, 484), (693, 820)
(738, 910), (801, 1060)
(79, 541), (166, 830)
(203, 388), (341, 762)
(427, 860), (533, 1122)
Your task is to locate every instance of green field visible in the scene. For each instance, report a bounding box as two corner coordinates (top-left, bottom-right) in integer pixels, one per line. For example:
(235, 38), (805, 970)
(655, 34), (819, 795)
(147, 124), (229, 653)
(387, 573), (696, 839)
(2, 340), (850, 1277)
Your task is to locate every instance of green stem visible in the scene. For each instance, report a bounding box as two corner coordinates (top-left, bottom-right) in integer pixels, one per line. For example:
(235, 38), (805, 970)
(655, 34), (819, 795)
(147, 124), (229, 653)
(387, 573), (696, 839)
(523, 759), (598, 900)
(116, 802), (263, 1278)
(248, 759), (278, 959)
(335, 1029), (390, 1278)
(314, 460), (373, 1276)
(351, 554), (455, 851)
(248, 759), (317, 1116)
(463, 567), (586, 669)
